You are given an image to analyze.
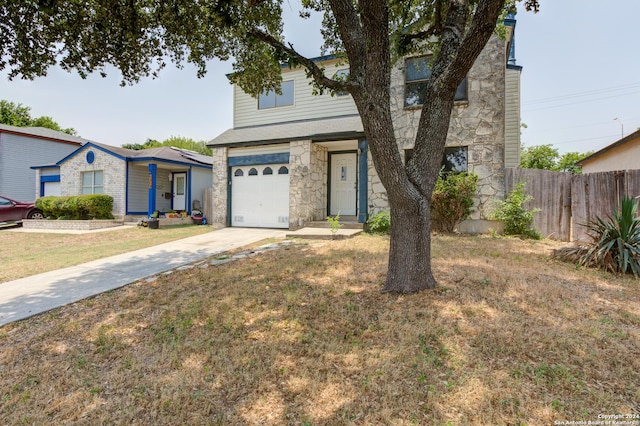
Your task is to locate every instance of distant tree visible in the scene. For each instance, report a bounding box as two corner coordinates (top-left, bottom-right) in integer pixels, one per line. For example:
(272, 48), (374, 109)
(123, 136), (211, 156)
(30, 115), (77, 136)
(557, 151), (593, 174)
(520, 144), (559, 170)
(520, 144), (593, 174)
(121, 138), (161, 150)
(0, 100), (31, 127)
(0, 99), (77, 135)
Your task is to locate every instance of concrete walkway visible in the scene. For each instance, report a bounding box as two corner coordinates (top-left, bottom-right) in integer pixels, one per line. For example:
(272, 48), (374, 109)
(0, 227), (290, 326)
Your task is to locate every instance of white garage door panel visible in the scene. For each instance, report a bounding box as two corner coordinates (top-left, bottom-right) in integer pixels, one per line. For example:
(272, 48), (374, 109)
(231, 165), (290, 228)
(44, 182), (61, 196)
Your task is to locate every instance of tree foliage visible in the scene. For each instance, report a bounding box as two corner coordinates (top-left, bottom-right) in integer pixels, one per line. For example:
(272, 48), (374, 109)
(1, 0), (539, 293)
(122, 136), (212, 156)
(0, 100), (77, 135)
(520, 144), (593, 174)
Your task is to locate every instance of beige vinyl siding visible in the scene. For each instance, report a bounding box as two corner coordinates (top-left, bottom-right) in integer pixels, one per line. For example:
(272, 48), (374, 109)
(504, 67), (521, 168)
(233, 63), (359, 128)
(228, 144), (290, 157)
(581, 137), (640, 173)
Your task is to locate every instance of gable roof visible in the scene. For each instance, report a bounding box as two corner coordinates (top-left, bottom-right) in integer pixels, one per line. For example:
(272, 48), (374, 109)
(576, 128), (640, 166)
(208, 115), (365, 148)
(53, 142), (213, 168)
(0, 123), (88, 146)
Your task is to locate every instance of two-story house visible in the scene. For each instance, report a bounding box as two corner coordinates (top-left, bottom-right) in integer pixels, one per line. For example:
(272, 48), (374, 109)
(208, 16), (522, 231)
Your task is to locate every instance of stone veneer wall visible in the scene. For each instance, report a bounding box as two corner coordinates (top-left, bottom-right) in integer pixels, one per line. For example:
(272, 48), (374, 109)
(60, 148), (127, 217)
(311, 143), (328, 221)
(368, 35), (507, 220)
(289, 140), (314, 229)
(210, 147), (228, 228)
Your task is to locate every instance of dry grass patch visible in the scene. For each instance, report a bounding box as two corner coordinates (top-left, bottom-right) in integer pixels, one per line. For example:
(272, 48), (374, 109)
(0, 225), (212, 282)
(1, 234), (639, 425)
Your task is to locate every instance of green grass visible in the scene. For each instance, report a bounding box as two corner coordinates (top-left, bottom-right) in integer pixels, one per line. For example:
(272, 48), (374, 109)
(0, 225), (213, 282)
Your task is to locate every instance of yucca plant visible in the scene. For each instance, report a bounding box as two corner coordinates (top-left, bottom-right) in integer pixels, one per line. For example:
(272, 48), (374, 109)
(553, 196), (640, 277)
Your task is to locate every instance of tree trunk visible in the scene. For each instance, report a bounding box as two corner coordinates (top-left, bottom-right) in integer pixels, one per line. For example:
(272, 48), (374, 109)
(383, 194), (437, 293)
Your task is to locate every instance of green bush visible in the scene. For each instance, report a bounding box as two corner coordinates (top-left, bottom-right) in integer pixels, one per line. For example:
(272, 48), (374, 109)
(366, 210), (391, 234)
(490, 182), (541, 239)
(553, 196), (640, 277)
(431, 172), (478, 233)
(35, 195), (114, 219)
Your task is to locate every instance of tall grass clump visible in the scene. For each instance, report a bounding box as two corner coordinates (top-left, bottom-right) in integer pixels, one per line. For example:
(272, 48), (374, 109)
(553, 196), (640, 276)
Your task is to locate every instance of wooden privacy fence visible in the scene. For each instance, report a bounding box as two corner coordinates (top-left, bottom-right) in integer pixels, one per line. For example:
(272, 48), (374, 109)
(505, 168), (640, 242)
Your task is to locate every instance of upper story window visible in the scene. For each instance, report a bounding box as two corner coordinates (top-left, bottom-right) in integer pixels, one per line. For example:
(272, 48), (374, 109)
(258, 80), (294, 109)
(82, 170), (103, 194)
(404, 147), (468, 173)
(333, 69), (350, 96)
(405, 56), (467, 107)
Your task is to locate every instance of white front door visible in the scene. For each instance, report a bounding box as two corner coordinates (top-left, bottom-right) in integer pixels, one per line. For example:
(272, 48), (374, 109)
(173, 173), (187, 211)
(330, 153), (357, 216)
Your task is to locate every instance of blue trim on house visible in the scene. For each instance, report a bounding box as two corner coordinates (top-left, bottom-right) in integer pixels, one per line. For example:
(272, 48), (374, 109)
(358, 139), (369, 224)
(56, 142), (127, 166)
(125, 162), (130, 215)
(39, 175), (61, 197)
(129, 157), (212, 169)
(31, 164), (59, 170)
(507, 64), (523, 71)
(148, 164), (157, 216)
(227, 166), (232, 226)
(228, 153), (290, 167)
(187, 169), (192, 214)
(41, 175), (60, 183)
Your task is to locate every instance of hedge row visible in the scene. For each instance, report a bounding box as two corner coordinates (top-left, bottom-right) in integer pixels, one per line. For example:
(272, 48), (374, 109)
(35, 195), (114, 220)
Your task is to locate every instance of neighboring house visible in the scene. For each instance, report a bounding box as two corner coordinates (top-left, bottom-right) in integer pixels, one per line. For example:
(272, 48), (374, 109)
(0, 124), (85, 202)
(577, 129), (640, 173)
(208, 16), (522, 231)
(33, 142), (213, 218)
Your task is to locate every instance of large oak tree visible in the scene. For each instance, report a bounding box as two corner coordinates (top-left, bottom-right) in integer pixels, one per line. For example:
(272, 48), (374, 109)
(1, 0), (538, 293)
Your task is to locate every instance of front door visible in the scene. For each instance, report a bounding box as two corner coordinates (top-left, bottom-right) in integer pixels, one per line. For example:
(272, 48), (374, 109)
(330, 153), (357, 216)
(173, 172), (187, 211)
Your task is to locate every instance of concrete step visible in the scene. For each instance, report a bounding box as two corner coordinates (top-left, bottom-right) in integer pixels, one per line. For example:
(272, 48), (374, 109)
(304, 221), (364, 230)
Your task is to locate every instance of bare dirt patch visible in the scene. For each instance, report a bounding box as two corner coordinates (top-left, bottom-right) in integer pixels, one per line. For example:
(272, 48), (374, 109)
(1, 234), (638, 424)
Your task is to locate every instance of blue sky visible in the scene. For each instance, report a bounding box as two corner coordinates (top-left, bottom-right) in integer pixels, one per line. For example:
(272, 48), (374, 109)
(1, 1), (639, 156)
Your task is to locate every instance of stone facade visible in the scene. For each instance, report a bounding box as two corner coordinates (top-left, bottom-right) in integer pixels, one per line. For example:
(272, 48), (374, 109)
(369, 35), (508, 220)
(289, 140), (314, 229)
(310, 143), (328, 221)
(60, 148), (127, 217)
(210, 147), (228, 228)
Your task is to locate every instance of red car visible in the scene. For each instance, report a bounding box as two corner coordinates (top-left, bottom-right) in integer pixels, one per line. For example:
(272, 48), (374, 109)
(0, 195), (45, 224)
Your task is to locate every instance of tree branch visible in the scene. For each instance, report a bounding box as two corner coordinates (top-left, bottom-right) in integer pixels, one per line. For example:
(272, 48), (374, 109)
(248, 28), (355, 94)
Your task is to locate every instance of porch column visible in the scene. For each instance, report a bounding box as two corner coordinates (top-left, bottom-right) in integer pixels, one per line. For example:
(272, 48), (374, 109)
(148, 163), (157, 216)
(211, 147), (228, 228)
(289, 140), (314, 229)
(358, 138), (369, 223)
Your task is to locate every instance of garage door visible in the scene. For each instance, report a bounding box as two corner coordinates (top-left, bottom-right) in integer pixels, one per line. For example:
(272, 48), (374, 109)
(231, 164), (290, 228)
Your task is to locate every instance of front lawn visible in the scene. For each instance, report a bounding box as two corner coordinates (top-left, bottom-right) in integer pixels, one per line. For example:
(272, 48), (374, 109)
(1, 234), (638, 424)
(0, 225), (213, 283)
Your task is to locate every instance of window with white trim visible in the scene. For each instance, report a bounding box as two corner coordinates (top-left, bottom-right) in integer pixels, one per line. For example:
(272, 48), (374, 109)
(405, 56), (467, 107)
(82, 170), (104, 194)
(258, 80), (294, 109)
(333, 69), (350, 96)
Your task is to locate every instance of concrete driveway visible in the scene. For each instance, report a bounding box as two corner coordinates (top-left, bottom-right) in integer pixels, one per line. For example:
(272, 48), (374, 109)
(0, 227), (288, 326)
